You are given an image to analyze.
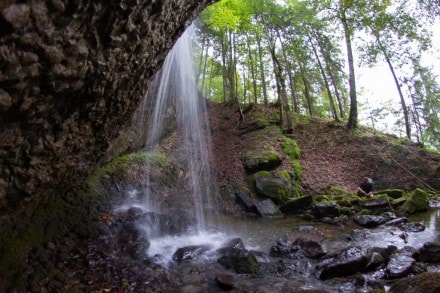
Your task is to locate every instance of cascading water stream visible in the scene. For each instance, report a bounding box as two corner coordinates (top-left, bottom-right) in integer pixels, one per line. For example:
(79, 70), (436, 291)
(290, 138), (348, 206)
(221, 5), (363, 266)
(139, 24), (223, 259)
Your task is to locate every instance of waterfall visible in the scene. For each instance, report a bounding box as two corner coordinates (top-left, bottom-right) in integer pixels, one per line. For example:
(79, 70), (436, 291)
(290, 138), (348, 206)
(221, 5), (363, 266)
(143, 25), (218, 239)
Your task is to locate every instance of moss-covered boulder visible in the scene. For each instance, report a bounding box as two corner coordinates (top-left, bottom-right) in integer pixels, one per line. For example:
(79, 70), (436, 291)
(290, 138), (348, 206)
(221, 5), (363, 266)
(242, 150), (282, 172)
(253, 171), (294, 204)
(376, 189), (405, 199)
(399, 188), (430, 215)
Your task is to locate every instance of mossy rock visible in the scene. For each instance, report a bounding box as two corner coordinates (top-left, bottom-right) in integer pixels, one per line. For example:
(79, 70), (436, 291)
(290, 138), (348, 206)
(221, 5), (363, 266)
(399, 188), (430, 215)
(253, 171), (292, 204)
(242, 150), (282, 172)
(391, 197), (407, 208)
(339, 206), (354, 216)
(389, 272), (440, 293)
(375, 189), (405, 199)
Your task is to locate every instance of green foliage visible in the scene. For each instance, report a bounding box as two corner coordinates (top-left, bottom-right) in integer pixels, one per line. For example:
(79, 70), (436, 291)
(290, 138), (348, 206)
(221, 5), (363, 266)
(282, 137), (301, 159)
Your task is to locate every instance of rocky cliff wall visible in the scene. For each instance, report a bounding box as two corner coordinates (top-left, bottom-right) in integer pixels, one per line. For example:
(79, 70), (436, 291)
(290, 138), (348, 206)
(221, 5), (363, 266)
(0, 0), (214, 209)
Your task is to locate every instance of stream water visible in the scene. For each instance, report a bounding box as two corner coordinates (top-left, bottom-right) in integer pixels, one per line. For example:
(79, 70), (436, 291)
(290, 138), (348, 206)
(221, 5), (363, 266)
(117, 24), (440, 292)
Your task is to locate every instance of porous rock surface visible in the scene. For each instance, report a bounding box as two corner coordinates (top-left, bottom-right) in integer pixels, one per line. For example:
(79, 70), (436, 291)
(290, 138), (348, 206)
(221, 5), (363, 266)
(0, 0), (215, 209)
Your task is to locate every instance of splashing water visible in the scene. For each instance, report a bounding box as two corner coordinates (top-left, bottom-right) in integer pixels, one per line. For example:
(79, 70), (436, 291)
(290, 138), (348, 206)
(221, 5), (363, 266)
(142, 24), (219, 241)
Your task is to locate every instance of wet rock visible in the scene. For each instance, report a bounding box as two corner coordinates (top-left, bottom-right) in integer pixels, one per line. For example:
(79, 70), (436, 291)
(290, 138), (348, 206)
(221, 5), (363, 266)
(386, 254), (416, 279)
(217, 238), (245, 254)
(389, 272), (440, 293)
(400, 222), (425, 232)
(117, 223), (149, 260)
(217, 246), (260, 274)
(384, 217), (408, 226)
(312, 203), (339, 219)
(217, 238), (260, 274)
(293, 238), (326, 259)
(316, 246), (368, 280)
(141, 212), (187, 235)
(369, 245), (397, 262)
(172, 245), (211, 263)
(270, 239), (298, 258)
(235, 189), (256, 212)
(320, 215), (347, 226)
(279, 195), (313, 214)
(364, 251), (385, 271)
(346, 229), (367, 241)
(242, 150), (282, 172)
(353, 215), (387, 228)
(417, 242), (440, 263)
(361, 196), (390, 209)
(215, 271), (236, 290)
(254, 171), (292, 204)
(298, 225), (323, 235)
(255, 199), (282, 218)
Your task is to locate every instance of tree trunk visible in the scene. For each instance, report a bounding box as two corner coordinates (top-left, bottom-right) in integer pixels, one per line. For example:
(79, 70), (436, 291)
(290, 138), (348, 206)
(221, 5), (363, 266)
(256, 34), (268, 106)
(341, 13), (358, 129)
(246, 34), (258, 104)
(308, 34), (339, 121)
(385, 55), (411, 139)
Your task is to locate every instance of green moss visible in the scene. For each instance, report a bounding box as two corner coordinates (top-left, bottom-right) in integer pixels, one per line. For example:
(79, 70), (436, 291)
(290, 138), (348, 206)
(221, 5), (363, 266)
(290, 160), (302, 178)
(376, 189), (405, 199)
(282, 137), (301, 159)
(339, 206), (353, 216)
(256, 170), (270, 176)
(324, 186), (352, 197)
(399, 188), (430, 214)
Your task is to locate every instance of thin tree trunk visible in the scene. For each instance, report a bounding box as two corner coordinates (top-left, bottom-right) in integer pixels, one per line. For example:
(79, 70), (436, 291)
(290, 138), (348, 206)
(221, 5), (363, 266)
(385, 56), (411, 139)
(221, 31), (228, 103)
(341, 13), (358, 129)
(308, 34), (339, 121)
(256, 34), (268, 106)
(246, 34), (258, 104)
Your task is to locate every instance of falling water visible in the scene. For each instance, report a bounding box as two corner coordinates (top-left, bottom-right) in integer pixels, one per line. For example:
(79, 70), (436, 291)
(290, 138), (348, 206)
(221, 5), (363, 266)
(142, 25), (218, 240)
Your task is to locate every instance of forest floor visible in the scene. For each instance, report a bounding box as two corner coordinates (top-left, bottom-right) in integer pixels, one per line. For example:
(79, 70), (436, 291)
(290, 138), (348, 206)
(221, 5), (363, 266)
(208, 102), (440, 197)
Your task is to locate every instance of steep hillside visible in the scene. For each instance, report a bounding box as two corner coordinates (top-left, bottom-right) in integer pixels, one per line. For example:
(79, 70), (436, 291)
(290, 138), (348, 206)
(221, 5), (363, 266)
(209, 102), (440, 200)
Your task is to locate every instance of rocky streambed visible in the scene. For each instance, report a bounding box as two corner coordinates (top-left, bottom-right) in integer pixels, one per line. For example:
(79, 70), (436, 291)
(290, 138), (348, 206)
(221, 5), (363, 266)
(16, 186), (440, 293)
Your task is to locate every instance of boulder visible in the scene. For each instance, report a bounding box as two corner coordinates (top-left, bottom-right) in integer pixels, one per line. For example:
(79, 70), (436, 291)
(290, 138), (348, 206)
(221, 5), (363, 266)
(254, 199), (282, 218)
(235, 189), (256, 212)
(376, 189), (405, 199)
(242, 150), (282, 172)
(312, 203), (340, 219)
(316, 246), (369, 280)
(353, 215), (387, 228)
(400, 222), (425, 233)
(172, 245), (211, 263)
(215, 271), (236, 290)
(399, 188), (430, 215)
(270, 239), (298, 258)
(254, 171), (292, 204)
(293, 238), (326, 259)
(384, 217), (408, 227)
(364, 252), (385, 271)
(386, 254), (416, 279)
(279, 195), (313, 214)
(417, 242), (440, 263)
(217, 247), (260, 274)
(389, 272), (440, 293)
(361, 196), (390, 209)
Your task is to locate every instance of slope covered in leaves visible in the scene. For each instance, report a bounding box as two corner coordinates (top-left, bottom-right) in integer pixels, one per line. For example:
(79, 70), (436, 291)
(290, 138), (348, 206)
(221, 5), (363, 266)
(209, 102), (440, 197)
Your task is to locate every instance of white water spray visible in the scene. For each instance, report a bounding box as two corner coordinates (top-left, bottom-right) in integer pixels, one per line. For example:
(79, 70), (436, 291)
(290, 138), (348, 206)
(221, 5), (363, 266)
(143, 25), (218, 240)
